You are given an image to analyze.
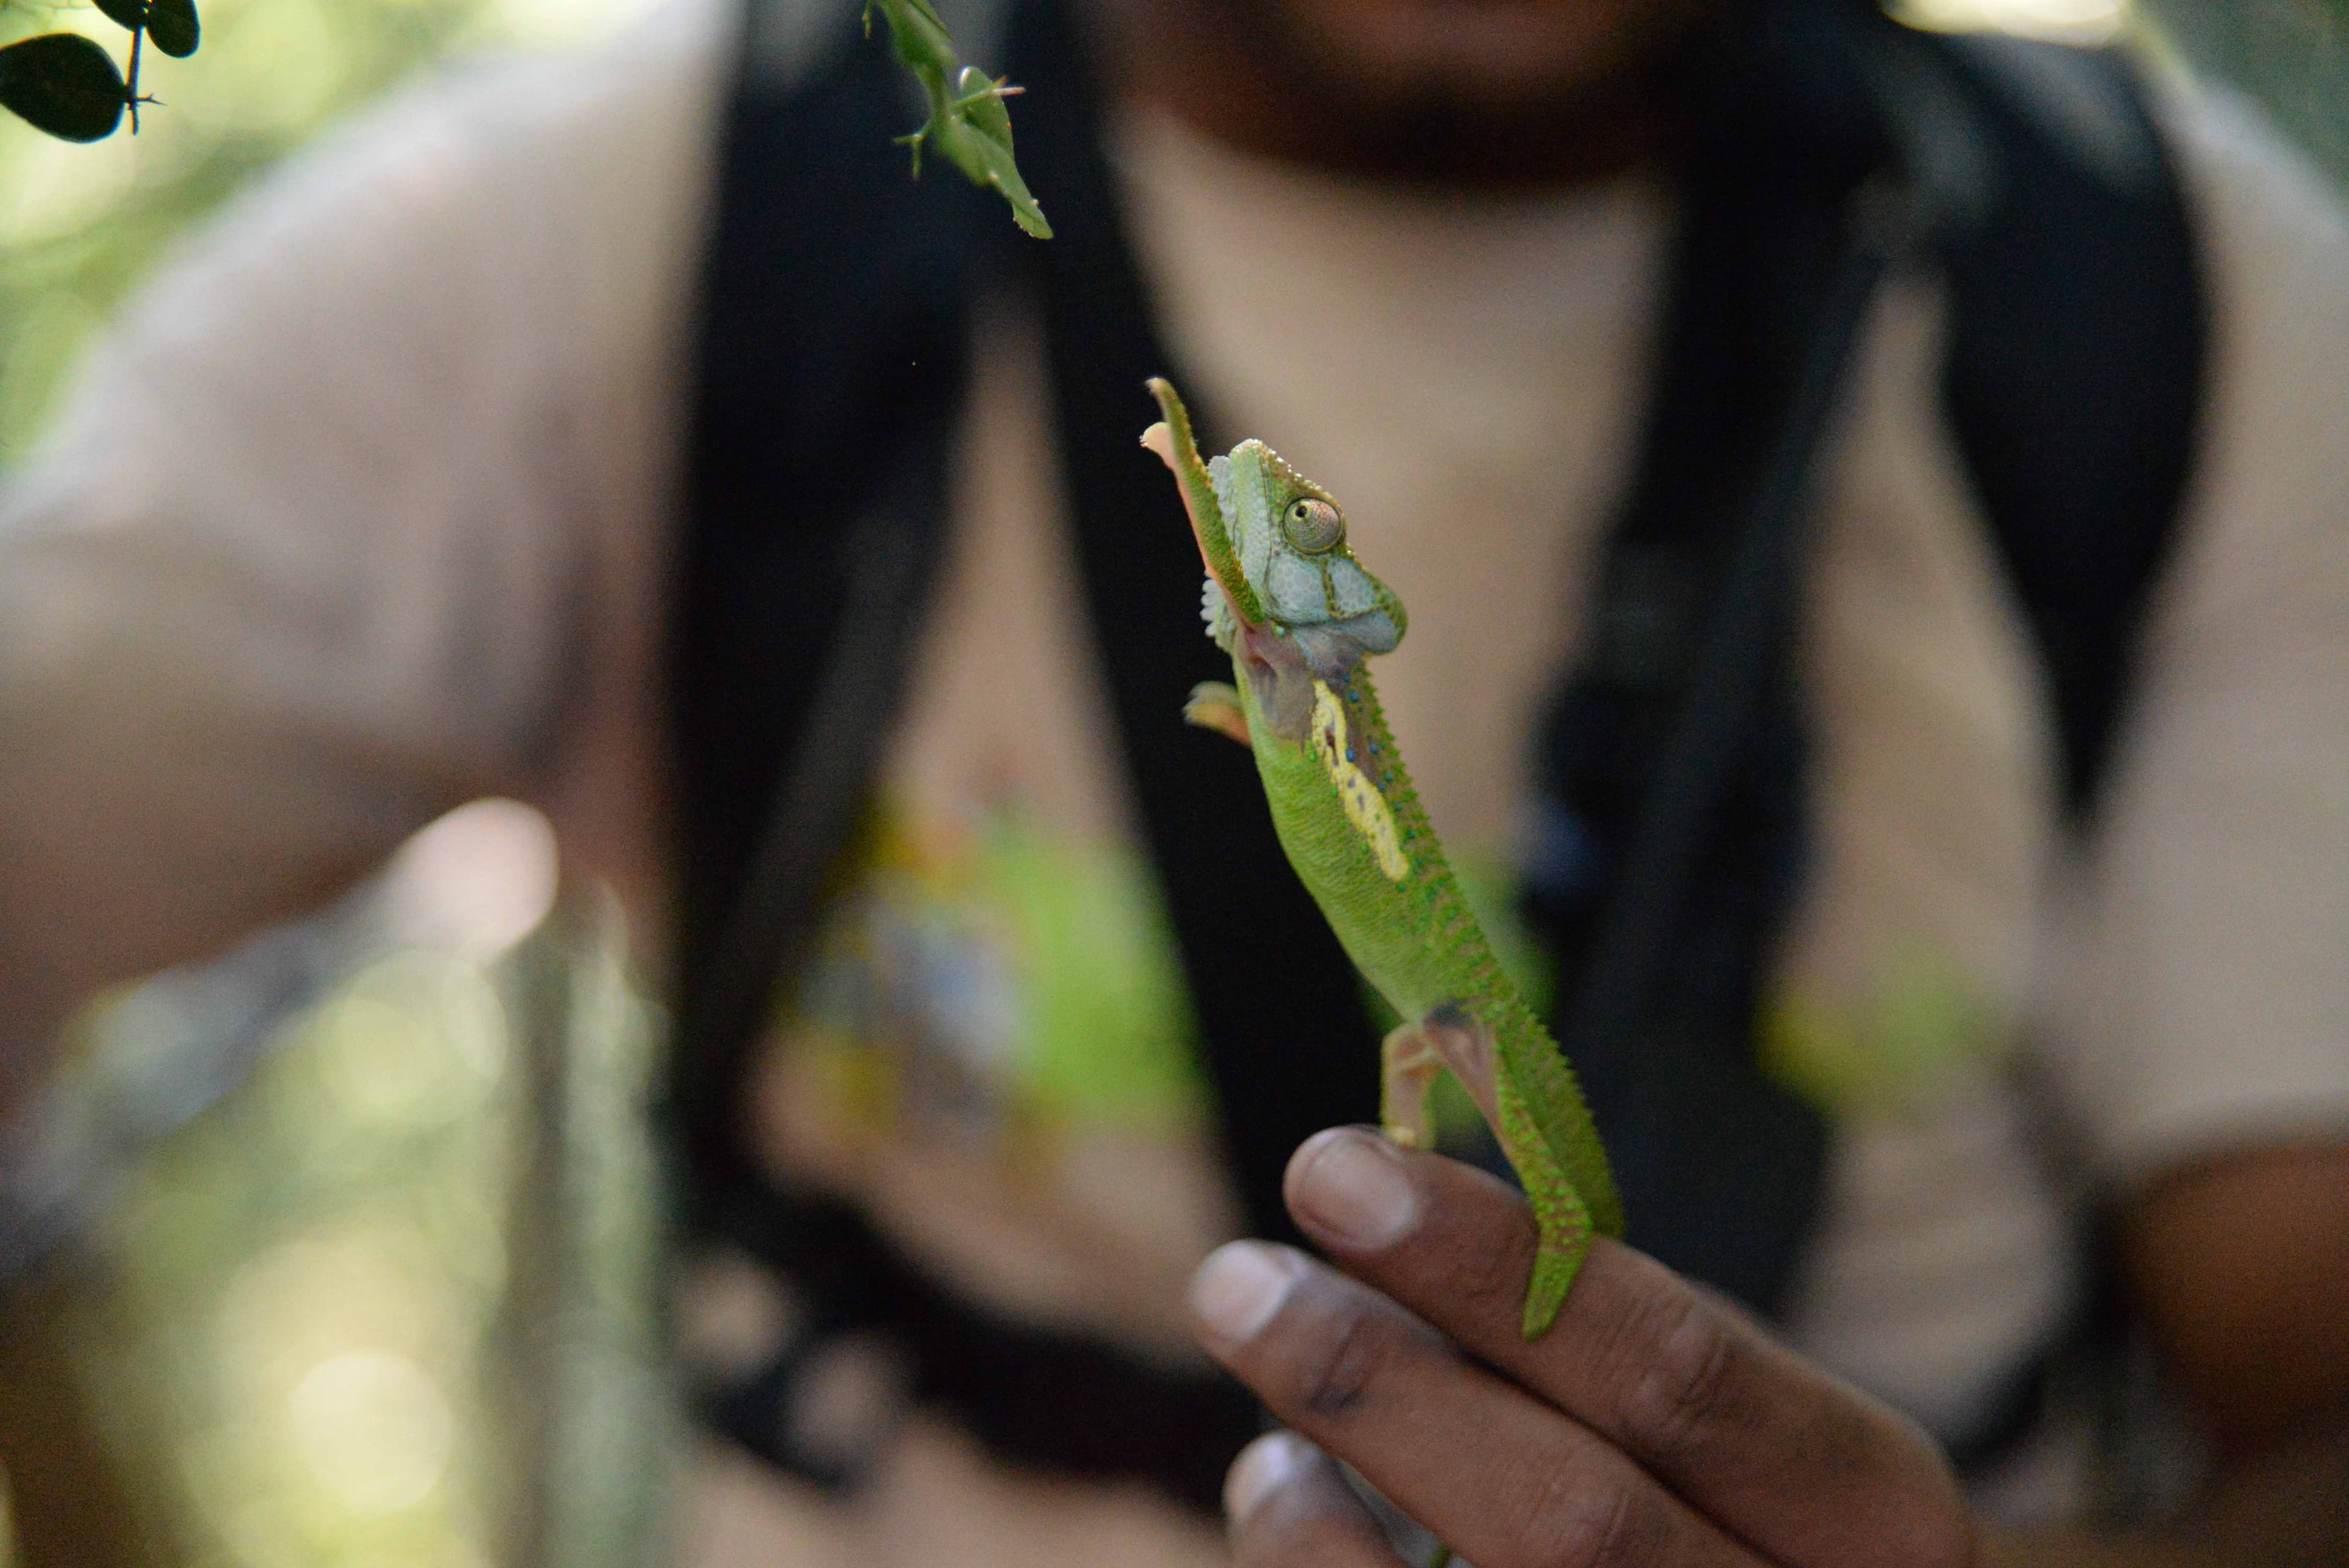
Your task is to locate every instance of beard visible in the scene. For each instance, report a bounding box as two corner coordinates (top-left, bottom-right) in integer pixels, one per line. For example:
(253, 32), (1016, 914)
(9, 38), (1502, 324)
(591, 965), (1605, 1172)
(1264, 0), (1705, 110)
(1101, 0), (1716, 185)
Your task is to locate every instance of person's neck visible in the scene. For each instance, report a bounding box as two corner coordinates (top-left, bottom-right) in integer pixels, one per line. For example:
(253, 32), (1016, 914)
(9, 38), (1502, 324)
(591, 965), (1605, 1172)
(1096, 1), (1699, 193)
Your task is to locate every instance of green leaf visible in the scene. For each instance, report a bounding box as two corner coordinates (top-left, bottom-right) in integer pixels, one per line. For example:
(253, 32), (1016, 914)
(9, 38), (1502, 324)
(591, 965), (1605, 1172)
(146, 0), (199, 58)
(0, 33), (128, 143)
(865, 0), (1047, 239)
(869, 0), (952, 75)
(936, 113), (1051, 239)
(91, 0), (149, 34)
(954, 64), (1012, 147)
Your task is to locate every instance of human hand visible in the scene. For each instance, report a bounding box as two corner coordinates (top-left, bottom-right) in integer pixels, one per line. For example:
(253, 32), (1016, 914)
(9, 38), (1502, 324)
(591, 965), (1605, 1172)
(1189, 1127), (1977, 1568)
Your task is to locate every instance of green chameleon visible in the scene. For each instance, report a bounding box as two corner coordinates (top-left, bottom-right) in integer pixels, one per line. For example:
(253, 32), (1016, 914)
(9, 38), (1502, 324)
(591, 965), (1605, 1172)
(1141, 377), (1622, 1338)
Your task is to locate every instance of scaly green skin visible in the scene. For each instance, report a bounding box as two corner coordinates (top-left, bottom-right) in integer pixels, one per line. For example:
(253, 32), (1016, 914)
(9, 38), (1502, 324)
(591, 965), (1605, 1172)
(1143, 378), (1622, 1338)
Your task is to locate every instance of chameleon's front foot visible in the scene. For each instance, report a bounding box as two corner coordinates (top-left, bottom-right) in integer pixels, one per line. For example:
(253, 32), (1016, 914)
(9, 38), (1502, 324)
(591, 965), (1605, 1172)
(1183, 680), (1251, 746)
(1378, 1020), (1444, 1151)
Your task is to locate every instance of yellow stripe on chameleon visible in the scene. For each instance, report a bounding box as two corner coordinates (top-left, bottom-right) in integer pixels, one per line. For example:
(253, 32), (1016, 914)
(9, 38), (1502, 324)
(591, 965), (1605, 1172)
(1309, 680), (1411, 883)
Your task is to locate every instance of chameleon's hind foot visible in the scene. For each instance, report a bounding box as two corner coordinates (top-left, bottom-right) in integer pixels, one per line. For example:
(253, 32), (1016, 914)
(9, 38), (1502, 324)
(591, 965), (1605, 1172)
(1380, 1006), (1496, 1151)
(1183, 681), (1250, 746)
(1379, 1022), (1442, 1150)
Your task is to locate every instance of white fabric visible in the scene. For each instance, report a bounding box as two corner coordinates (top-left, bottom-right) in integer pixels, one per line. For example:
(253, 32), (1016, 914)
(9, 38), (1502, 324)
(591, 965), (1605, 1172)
(2045, 86), (2349, 1181)
(6, 1), (2349, 1547)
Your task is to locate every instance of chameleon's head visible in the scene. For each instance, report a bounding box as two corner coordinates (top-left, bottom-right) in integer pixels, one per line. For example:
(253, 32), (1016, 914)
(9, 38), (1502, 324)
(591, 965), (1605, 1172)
(1141, 377), (1406, 682)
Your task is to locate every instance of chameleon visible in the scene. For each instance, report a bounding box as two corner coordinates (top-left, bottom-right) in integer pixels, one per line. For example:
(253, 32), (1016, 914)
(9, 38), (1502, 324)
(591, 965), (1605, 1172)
(1141, 376), (1622, 1338)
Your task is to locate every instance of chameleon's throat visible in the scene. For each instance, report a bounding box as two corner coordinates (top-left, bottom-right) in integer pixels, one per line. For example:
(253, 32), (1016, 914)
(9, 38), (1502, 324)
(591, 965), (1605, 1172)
(1236, 621), (1313, 742)
(1234, 611), (1392, 745)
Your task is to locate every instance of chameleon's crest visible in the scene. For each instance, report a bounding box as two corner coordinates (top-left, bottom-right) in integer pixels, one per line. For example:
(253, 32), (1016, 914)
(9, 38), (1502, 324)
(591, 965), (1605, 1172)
(1142, 378), (1264, 630)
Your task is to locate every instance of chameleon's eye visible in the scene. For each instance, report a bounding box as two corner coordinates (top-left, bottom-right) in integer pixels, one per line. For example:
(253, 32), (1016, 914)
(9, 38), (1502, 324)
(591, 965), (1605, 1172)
(1283, 497), (1345, 554)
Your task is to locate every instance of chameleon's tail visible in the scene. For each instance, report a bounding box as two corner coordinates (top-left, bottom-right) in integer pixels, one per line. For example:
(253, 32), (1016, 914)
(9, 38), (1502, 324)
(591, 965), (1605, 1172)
(1498, 1072), (1598, 1339)
(1524, 1228), (1595, 1339)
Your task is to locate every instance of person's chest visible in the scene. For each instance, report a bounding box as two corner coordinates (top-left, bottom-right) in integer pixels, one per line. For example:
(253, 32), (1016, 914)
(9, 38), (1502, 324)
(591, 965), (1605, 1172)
(762, 108), (2071, 1388)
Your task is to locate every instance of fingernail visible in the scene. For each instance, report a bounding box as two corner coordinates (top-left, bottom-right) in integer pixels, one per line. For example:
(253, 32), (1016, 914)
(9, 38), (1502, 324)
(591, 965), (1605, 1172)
(1190, 1241), (1297, 1345)
(1225, 1431), (1307, 1526)
(1290, 1128), (1417, 1249)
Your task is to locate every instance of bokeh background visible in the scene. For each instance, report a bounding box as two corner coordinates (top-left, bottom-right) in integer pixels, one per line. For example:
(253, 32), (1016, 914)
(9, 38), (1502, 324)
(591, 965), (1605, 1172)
(0, 1), (2343, 1564)
(0, 9), (673, 1566)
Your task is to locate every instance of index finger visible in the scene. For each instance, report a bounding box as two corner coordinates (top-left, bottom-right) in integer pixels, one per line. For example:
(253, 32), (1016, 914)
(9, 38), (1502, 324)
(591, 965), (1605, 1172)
(1283, 1128), (1974, 1568)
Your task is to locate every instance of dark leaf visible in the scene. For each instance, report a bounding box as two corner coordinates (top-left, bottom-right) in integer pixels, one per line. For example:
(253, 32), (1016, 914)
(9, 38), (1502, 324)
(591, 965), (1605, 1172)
(146, 0), (199, 59)
(91, 0), (149, 35)
(0, 34), (127, 143)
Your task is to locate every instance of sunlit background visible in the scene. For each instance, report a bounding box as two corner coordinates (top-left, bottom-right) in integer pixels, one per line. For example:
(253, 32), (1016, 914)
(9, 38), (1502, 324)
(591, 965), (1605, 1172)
(0, 798), (671, 1568)
(2, 0), (2347, 1564)
(0, 7), (674, 1565)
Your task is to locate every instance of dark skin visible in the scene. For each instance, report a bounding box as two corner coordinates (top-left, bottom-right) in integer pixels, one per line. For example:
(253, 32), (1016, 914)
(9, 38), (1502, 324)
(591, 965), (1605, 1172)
(1086, 0), (2349, 1559)
(1193, 1130), (2349, 1567)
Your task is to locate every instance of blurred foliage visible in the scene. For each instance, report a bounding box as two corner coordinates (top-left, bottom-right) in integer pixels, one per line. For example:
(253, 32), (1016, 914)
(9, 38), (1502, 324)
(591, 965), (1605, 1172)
(68, 948), (533, 1567)
(0, 3), (675, 1558)
(16, 878), (672, 1568)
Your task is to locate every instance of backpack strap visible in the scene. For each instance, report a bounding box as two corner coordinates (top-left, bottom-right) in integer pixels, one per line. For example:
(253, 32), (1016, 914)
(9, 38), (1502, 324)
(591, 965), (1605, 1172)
(1525, 0), (1908, 1315)
(1926, 31), (2205, 1477)
(1522, 0), (2202, 1403)
(668, 0), (1266, 1506)
(667, 0), (987, 1196)
(1935, 32), (2205, 814)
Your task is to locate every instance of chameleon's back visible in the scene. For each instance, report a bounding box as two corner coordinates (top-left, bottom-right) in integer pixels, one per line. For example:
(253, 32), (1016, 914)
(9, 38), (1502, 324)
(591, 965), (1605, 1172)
(1240, 660), (1483, 1023)
(1242, 659), (1623, 1244)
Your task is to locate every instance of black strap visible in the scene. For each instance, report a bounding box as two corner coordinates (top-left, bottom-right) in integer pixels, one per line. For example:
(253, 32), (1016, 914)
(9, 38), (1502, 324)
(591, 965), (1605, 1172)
(667, 0), (983, 1197)
(1008, 0), (1385, 1252)
(1526, 0), (1905, 1313)
(669, 0), (1271, 1506)
(1522, 6), (2201, 1320)
(1937, 34), (2204, 815)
